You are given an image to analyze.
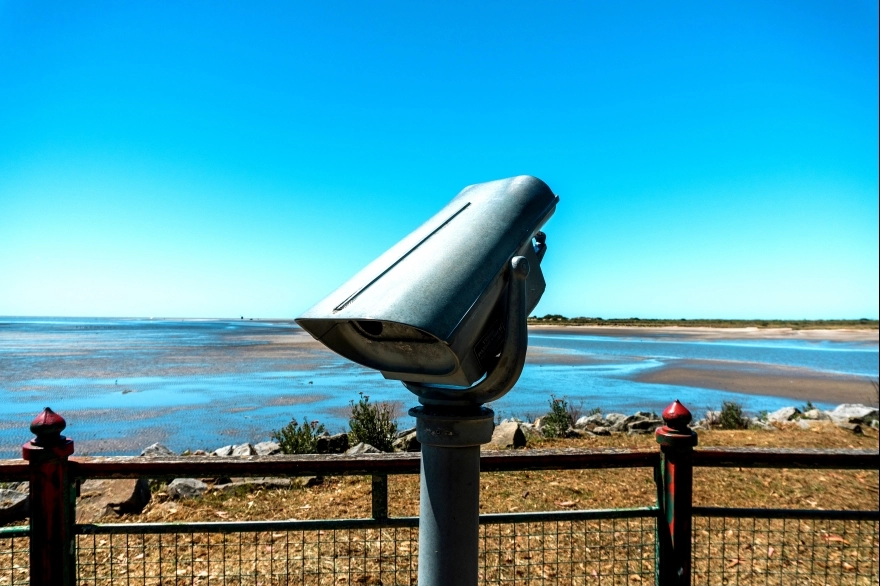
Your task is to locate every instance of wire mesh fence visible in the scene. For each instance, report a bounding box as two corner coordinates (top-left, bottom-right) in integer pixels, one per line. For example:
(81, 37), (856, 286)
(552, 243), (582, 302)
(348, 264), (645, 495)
(692, 513), (879, 585)
(70, 513), (658, 585)
(13, 512), (864, 584)
(481, 516), (656, 585)
(0, 530), (28, 586)
(75, 526), (419, 586)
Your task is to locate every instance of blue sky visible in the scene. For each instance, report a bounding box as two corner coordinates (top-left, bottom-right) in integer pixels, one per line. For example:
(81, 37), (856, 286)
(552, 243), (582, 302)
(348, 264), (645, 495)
(1, 1), (877, 319)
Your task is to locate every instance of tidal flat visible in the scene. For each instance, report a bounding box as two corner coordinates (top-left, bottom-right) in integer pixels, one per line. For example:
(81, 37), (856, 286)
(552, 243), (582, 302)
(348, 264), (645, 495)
(0, 318), (876, 457)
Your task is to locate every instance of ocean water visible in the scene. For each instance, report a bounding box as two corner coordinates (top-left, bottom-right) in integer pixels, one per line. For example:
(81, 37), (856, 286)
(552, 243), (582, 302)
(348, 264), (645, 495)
(0, 317), (876, 457)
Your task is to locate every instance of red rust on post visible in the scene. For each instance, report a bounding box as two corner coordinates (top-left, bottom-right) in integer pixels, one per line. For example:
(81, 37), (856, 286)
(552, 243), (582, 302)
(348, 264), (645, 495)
(655, 400), (697, 586)
(23, 407), (75, 586)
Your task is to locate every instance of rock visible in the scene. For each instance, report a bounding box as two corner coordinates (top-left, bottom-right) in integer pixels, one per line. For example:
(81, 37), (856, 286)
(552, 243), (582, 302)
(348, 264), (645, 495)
(604, 413), (627, 424)
(574, 414), (603, 429)
(396, 427), (416, 438)
(591, 426), (611, 436)
(317, 433), (350, 454)
(254, 442), (282, 456)
(604, 413), (627, 431)
(801, 409), (830, 421)
(626, 418), (662, 432)
(489, 422), (526, 449)
(518, 422), (543, 439)
(567, 428), (595, 438)
(213, 445), (234, 457)
(192, 449), (208, 456)
(828, 404), (879, 424)
(231, 443), (256, 457)
(392, 431), (421, 452)
(0, 489), (29, 525)
(532, 416), (544, 429)
(766, 407), (800, 423)
(627, 428), (652, 435)
(796, 419), (821, 430)
(214, 477), (297, 493)
(77, 479), (151, 522)
(835, 422), (864, 435)
(140, 443), (175, 458)
(166, 478), (209, 499)
(749, 418), (775, 431)
(2, 481), (27, 493)
(345, 442), (382, 455)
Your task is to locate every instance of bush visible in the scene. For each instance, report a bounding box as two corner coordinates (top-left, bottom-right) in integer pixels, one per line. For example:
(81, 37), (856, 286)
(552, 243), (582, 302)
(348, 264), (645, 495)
(542, 396), (574, 438)
(271, 417), (327, 454)
(349, 393), (398, 452)
(718, 401), (749, 430)
(799, 400), (815, 414)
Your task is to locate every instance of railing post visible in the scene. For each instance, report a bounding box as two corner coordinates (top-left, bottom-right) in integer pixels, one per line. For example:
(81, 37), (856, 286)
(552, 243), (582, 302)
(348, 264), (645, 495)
(655, 400), (697, 586)
(371, 473), (388, 521)
(22, 408), (75, 586)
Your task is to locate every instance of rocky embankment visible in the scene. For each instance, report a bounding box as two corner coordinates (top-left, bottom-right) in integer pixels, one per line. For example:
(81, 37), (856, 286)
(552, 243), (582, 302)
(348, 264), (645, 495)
(2, 403), (875, 525)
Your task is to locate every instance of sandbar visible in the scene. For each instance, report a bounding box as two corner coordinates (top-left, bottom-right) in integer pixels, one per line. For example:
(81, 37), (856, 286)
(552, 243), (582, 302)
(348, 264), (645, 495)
(634, 359), (877, 406)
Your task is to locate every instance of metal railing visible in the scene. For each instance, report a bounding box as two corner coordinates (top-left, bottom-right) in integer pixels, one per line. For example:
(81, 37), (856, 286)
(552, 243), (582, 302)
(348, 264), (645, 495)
(1, 406), (877, 585)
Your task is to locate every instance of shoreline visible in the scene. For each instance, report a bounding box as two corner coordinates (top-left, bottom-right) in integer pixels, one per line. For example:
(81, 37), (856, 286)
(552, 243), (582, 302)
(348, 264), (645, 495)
(528, 324), (879, 343)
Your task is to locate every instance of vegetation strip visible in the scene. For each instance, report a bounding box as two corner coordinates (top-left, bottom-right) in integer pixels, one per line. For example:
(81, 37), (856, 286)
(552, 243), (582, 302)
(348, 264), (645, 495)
(528, 316), (879, 328)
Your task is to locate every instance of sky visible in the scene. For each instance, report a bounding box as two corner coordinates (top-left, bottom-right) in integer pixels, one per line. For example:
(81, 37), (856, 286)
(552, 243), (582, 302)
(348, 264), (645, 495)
(1, 1), (877, 320)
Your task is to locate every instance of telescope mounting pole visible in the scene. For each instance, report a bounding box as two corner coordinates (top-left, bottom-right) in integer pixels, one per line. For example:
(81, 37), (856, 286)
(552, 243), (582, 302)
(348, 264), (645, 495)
(409, 406), (494, 586)
(405, 256), (532, 586)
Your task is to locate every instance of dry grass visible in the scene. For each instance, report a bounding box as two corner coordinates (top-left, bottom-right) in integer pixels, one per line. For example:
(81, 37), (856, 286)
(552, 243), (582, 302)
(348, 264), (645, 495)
(111, 423), (877, 526)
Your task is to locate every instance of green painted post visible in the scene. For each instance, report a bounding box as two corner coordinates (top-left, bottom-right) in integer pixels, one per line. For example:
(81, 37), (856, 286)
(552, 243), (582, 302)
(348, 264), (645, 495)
(655, 400), (698, 586)
(371, 474), (388, 521)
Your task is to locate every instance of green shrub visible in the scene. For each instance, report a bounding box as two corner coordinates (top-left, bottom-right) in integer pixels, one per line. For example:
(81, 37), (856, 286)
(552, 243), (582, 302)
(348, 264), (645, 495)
(349, 393), (398, 452)
(542, 396), (574, 438)
(271, 417), (327, 454)
(718, 401), (748, 430)
(799, 400), (815, 414)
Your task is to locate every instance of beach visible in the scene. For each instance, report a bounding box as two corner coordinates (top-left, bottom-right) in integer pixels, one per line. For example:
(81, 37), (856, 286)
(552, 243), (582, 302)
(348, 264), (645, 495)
(0, 319), (876, 456)
(530, 325), (879, 406)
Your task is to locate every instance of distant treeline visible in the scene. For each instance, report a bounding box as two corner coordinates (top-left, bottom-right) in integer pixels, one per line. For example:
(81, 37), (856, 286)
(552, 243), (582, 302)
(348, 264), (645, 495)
(527, 315), (879, 329)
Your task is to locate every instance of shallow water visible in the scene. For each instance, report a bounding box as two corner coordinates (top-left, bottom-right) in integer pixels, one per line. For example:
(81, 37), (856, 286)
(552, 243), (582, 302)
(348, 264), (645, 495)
(0, 317), (876, 456)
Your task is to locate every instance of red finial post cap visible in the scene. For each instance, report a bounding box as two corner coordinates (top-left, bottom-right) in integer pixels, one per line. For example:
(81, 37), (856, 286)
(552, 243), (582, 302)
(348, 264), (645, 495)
(25, 407), (73, 452)
(662, 400), (692, 432)
(656, 400), (698, 447)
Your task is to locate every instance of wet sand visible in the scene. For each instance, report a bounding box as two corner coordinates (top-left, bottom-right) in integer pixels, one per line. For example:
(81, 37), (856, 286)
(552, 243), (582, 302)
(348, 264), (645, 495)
(634, 359), (877, 406)
(530, 325), (879, 407)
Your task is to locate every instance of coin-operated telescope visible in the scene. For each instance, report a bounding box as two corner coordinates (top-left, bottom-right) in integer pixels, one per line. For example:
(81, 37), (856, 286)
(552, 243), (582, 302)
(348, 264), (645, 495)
(298, 175), (558, 586)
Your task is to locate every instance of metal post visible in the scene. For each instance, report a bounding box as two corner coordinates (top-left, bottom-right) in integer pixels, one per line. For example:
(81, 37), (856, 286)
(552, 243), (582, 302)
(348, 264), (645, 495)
(371, 474), (388, 521)
(410, 406), (494, 586)
(655, 400), (697, 586)
(22, 408), (75, 586)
